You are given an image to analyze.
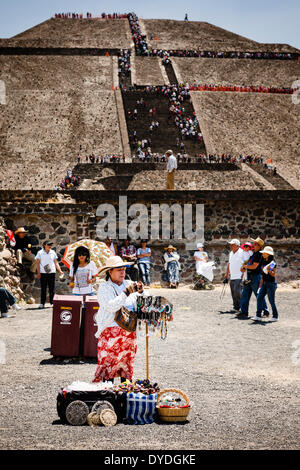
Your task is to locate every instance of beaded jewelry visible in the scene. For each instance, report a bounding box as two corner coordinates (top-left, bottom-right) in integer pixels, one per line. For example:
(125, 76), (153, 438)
(136, 295), (173, 340)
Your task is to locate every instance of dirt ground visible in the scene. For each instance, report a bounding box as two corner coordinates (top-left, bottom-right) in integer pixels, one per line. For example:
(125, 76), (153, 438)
(0, 284), (300, 451)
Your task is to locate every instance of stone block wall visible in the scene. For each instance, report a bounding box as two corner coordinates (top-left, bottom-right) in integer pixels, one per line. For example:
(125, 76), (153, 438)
(0, 217), (26, 302)
(1, 190), (299, 299)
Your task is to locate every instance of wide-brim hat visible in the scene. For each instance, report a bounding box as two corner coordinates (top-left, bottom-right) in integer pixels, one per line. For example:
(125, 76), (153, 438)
(250, 237), (265, 247)
(260, 246), (274, 256)
(166, 149), (173, 155)
(164, 245), (176, 251)
(15, 227), (28, 234)
(98, 256), (133, 278)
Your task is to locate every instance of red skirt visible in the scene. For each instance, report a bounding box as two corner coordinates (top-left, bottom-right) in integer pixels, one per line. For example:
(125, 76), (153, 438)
(93, 326), (137, 382)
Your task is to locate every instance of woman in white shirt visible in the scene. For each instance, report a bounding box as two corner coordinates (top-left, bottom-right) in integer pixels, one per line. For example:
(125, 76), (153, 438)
(193, 242), (215, 282)
(36, 240), (64, 308)
(193, 242), (208, 272)
(69, 246), (98, 296)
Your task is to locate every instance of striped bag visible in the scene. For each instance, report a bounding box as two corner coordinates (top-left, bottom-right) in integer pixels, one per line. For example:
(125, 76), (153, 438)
(125, 392), (158, 425)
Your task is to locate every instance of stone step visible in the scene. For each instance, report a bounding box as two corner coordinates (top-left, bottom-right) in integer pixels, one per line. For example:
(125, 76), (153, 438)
(252, 165), (294, 190)
(122, 90), (206, 156)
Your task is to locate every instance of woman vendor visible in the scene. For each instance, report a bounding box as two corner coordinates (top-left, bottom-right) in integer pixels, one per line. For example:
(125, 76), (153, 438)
(93, 255), (144, 383)
(163, 245), (180, 288)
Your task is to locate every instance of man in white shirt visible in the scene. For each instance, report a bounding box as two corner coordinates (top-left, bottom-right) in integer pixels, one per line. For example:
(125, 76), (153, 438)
(36, 241), (64, 309)
(224, 239), (245, 313)
(166, 149), (177, 190)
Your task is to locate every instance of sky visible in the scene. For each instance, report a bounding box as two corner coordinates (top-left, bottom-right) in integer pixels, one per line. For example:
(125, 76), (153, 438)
(0, 0), (299, 50)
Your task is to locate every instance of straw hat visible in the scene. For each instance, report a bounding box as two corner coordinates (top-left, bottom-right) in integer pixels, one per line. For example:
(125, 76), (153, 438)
(98, 255), (133, 278)
(164, 245), (176, 251)
(15, 227), (28, 235)
(250, 237), (265, 247)
(260, 246), (274, 256)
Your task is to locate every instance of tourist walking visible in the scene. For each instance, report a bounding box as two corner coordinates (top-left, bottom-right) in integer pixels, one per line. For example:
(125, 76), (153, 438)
(224, 239), (245, 312)
(252, 246), (278, 322)
(237, 237), (269, 319)
(36, 241), (64, 309)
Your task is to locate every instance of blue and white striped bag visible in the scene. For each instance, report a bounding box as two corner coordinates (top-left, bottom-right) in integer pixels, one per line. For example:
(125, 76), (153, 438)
(125, 392), (158, 425)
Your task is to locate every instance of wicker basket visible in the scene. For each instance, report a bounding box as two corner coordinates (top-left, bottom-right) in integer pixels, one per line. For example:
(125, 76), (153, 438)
(156, 388), (191, 423)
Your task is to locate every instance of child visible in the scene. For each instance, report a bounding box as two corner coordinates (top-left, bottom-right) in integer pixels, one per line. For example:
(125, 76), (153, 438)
(241, 242), (253, 285)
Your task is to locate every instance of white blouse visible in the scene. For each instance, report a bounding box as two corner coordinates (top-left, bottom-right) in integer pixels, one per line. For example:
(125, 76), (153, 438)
(94, 278), (141, 338)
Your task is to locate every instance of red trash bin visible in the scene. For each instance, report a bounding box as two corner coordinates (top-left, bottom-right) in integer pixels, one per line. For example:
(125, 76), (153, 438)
(51, 295), (83, 357)
(83, 296), (99, 358)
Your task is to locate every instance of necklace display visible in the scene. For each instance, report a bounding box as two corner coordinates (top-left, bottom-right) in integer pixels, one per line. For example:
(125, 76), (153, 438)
(136, 295), (173, 340)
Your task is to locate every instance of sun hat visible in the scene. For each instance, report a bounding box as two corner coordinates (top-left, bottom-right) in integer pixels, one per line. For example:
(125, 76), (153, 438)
(228, 238), (240, 246)
(165, 149), (173, 155)
(197, 242), (204, 248)
(250, 237), (265, 247)
(164, 245), (177, 251)
(15, 227), (28, 234)
(260, 246), (274, 256)
(98, 255), (133, 278)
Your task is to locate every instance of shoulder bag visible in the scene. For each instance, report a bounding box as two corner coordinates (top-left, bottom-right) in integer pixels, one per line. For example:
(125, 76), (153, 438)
(111, 285), (137, 333)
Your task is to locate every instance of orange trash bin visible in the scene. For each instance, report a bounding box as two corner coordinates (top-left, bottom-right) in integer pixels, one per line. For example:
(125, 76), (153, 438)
(51, 295), (83, 357)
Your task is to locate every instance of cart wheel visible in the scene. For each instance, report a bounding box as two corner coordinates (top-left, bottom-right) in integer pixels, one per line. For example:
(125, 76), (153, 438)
(91, 400), (114, 414)
(65, 400), (89, 426)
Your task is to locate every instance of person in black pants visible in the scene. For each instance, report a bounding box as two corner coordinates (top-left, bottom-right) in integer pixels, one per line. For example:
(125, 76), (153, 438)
(35, 241), (64, 308)
(237, 237), (269, 319)
(253, 246), (279, 322)
(40, 272), (56, 307)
